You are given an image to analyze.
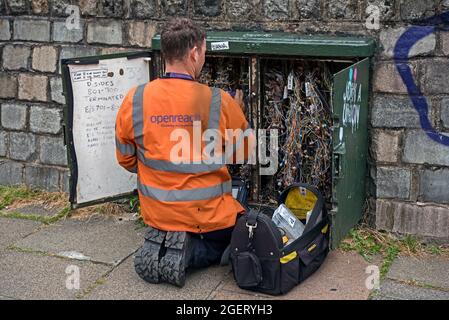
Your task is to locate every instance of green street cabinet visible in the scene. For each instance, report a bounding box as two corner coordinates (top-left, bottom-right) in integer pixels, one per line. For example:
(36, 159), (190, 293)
(61, 31), (375, 249)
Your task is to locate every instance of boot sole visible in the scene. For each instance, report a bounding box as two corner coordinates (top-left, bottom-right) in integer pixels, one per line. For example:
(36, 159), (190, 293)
(159, 232), (190, 287)
(134, 228), (167, 284)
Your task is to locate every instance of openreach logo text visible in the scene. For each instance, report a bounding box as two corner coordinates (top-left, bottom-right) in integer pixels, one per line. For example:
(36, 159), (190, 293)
(150, 114), (201, 127)
(169, 120), (278, 175)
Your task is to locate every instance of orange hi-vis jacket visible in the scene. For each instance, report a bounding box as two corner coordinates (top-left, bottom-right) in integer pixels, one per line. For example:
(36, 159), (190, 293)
(115, 77), (252, 233)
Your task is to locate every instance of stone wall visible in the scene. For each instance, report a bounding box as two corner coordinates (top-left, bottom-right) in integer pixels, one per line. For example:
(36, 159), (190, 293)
(0, 0), (448, 242)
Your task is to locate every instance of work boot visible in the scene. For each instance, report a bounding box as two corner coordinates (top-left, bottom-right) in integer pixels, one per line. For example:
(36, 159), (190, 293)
(219, 244), (231, 266)
(134, 227), (167, 284)
(158, 231), (194, 288)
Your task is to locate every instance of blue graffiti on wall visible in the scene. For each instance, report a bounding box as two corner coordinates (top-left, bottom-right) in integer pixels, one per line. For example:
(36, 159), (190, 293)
(394, 12), (449, 146)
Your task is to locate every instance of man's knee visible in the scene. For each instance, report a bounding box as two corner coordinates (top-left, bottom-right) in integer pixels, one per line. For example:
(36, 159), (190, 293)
(189, 231), (232, 268)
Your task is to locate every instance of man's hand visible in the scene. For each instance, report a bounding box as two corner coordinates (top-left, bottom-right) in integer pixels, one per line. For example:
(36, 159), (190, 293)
(234, 89), (245, 113)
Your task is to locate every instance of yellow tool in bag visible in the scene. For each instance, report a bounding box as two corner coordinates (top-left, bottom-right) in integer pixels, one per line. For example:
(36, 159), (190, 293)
(284, 186), (318, 220)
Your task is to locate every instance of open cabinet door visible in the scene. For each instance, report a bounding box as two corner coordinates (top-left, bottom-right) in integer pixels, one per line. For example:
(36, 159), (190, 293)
(61, 51), (153, 208)
(330, 58), (370, 249)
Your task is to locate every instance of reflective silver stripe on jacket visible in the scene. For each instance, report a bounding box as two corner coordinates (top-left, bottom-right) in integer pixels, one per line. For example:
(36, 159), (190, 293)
(136, 148), (225, 174)
(207, 87), (221, 130)
(137, 179), (232, 202)
(132, 84), (146, 150)
(132, 86), (226, 173)
(115, 136), (136, 155)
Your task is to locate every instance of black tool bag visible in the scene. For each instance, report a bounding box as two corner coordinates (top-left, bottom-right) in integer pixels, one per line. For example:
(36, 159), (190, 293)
(229, 183), (330, 296)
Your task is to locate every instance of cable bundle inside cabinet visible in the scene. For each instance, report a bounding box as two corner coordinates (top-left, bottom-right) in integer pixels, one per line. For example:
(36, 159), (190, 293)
(261, 60), (333, 204)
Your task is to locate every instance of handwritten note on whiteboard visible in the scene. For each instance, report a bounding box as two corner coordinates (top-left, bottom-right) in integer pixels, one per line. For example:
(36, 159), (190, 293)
(68, 56), (150, 204)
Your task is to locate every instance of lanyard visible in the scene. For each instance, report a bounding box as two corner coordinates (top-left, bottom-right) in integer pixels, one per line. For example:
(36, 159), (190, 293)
(162, 72), (195, 81)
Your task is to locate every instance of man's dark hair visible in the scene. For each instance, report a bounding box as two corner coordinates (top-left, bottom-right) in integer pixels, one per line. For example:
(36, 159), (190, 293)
(161, 18), (206, 64)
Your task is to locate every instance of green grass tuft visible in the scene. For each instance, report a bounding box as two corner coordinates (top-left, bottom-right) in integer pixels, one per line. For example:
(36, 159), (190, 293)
(0, 186), (42, 210)
(340, 226), (449, 279)
(0, 205), (70, 224)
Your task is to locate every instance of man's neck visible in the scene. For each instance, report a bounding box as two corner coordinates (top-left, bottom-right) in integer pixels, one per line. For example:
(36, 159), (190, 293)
(165, 62), (195, 79)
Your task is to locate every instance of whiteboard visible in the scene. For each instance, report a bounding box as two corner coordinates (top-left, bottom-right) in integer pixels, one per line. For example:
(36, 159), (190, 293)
(66, 54), (150, 205)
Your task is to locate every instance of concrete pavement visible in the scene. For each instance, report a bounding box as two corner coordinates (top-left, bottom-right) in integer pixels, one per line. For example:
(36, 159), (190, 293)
(371, 255), (449, 300)
(0, 208), (448, 300)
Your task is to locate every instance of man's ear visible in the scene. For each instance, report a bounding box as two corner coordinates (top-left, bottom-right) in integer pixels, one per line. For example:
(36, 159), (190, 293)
(190, 46), (198, 62)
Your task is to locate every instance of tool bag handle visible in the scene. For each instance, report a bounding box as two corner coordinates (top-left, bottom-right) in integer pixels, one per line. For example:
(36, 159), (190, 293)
(245, 208), (259, 227)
